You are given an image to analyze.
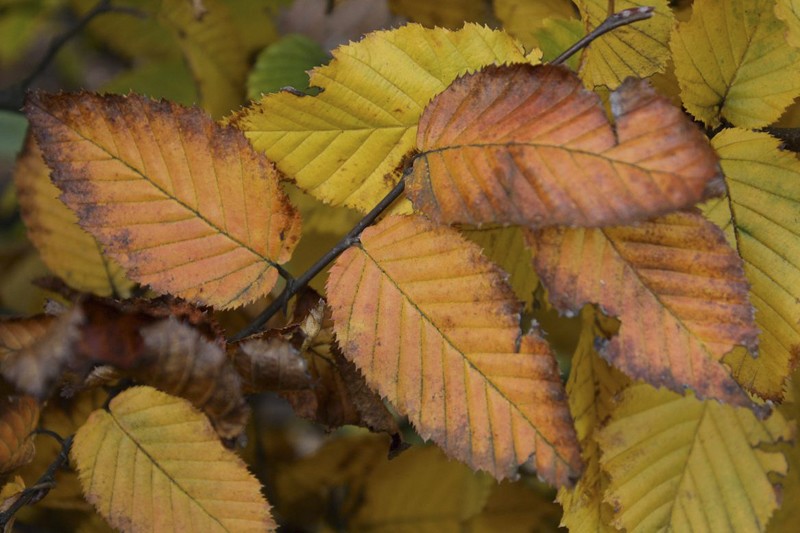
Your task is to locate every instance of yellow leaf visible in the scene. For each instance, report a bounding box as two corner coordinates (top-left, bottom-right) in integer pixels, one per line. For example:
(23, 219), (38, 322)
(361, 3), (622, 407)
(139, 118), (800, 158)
(327, 215), (581, 485)
(0, 396), (39, 476)
(72, 386), (275, 532)
(14, 134), (133, 298)
(466, 479), (562, 532)
(557, 308), (629, 533)
(671, 0), (800, 128)
(494, 0), (577, 50)
(577, 0), (674, 89)
(350, 445), (493, 532)
(702, 129), (800, 400)
(408, 64), (723, 228)
(232, 24), (537, 213)
(526, 211), (760, 408)
(776, 0), (800, 49)
(25, 92), (301, 310)
(389, 0), (490, 27)
(598, 384), (794, 532)
(461, 226), (539, 309)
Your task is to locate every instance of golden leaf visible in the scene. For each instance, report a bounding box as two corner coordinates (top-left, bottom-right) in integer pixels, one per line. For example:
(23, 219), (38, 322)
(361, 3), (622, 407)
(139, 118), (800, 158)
(671, 0), (800, 128)
(14, 134), (132, 298)
(25, 92), (301, 310)
(407, 65), (722, 228)
(526, 211), (759, 408)
(599, 384), (794, 531)
(701, 129), (800, 400)
(72, 387), (275, 532)
(327, 215), (581, 485)
(577, 0), (674, 89)
(0, 396), (39, 477)
(232, 23), (537, 213)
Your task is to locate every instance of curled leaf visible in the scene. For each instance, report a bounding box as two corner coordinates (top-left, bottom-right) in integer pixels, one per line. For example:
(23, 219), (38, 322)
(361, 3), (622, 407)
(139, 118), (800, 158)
(0, 396), (39, 477)
(407, 65), (722, 229)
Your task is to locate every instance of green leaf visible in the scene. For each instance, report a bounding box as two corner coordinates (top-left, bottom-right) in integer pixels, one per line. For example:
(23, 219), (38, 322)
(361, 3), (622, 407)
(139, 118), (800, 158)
(247, 34), (329, 100)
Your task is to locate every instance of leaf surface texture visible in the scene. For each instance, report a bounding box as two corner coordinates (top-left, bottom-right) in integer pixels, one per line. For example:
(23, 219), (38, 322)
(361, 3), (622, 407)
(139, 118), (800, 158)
(25, 92), (301, 309)
(327, 215), (580, 485)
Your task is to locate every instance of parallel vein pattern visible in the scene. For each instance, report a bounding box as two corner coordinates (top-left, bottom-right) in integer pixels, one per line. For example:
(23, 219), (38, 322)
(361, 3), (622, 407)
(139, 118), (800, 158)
(703, 129), (800, 399)
(526, 211), (759, 407)
(231, 24), (535, 213)
(671, 0), (800, 128)
(25, 92), (301, 309)
(407, 64), (722, 229)
(327, 215), (581, 486)
(72, 387), (275, 532)
(598, 384), (792, 532)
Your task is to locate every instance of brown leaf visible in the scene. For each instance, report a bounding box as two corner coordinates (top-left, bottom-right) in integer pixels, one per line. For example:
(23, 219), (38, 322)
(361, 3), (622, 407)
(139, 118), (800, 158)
(0, 396), (39, 478)
(407, 64), (723, 228)
(232, 336), (310, 392)
(526, 210), (760, 408)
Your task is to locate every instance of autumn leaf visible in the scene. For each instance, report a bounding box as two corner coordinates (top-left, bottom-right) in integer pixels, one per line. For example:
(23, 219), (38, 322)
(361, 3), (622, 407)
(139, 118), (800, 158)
(72, 386), (275, 531)
(327, 215), (580, 485)
(701, 129), (800, 400)
(231, 23), (538, 213)
(246, 34), (329, 100)
(776, 0), (800, 48)
(671, 0), (800, 128)
(0, 309), (84, 398)
(25, 92), (301, 309)
(232, 335), (309, 393)
(0, 475), (25, 532)
(349, 446), (493, 531)
(526, 210), (759, 408)
(533, 16), (585, 70)
(598, 384), (794, 531)
(0, 396), (39, 478)
(389, 0), (491, 27)
(14, 134), (132, 298)
(465, 479), (563, 532)
(407, 64), (722, 228)
(577, 0), (674, 89)
(493, 0), (577, 50)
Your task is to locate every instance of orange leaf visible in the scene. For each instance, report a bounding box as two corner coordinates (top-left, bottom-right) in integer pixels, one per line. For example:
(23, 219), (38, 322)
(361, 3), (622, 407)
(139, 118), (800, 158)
(526, 211), (759, 408)
(327, 215), (581, 485)
(0, 396), (39, 476)
(25, 92), (301, 309)
(407, 64), (723, 228)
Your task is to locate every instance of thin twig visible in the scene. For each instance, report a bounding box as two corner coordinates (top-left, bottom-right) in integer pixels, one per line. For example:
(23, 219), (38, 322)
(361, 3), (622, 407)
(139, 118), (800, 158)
(230, 7), (656, 342)
(0, 0), (145, 112)
(551, 6), (654, 66)
(0, 435), (74, 528)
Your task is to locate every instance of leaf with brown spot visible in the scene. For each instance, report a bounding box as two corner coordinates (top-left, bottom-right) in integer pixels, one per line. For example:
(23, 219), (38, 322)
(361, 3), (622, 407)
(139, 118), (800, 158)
(25, 92), (301, 309)
(406, 64), (722, 229)
(525, 210), (759, 408)
(327, 214), (581, 485)
(0, 396), (39, 477)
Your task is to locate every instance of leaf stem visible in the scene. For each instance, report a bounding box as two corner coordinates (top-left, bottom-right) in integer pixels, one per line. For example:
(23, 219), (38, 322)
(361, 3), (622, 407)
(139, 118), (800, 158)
(0, 434), (74, 528)
(230, 175), (408, 342)
(550, 6), (654, 66)
(230, 7), (656, 341)
(0, 0), (145, 112)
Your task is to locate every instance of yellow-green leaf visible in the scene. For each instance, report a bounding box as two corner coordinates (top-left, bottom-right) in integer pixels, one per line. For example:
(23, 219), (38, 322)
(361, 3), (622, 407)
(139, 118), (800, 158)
(533, 16), (585, 70)
(389, 0), (491, 27)
(578, 0), (674, 89)
(466, 480), (562, 532)
(25, 92), (301, 310)
(598, 384), (793, 532)
(350, 445), (492, 532)
(232, 24), (538, 213)
(493, 0), (577, 50)
(776, 0), (800, 48)
(702, 129), (800, 400)
(246, 34), (329, 100)
(14, 135), (133, 298)
(671, 0), (800, 128)
(72, 386), (275, 532)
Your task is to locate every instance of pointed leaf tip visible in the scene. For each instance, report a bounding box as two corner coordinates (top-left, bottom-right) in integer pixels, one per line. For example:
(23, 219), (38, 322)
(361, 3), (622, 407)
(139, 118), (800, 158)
(407, 64), (721, 229)
(24, 91), (301, 309)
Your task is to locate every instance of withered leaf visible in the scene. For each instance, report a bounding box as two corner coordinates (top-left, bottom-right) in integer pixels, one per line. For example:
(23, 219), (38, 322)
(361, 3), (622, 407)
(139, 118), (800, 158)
(407, 64), (722, 229)
(0, 396), (39, 478)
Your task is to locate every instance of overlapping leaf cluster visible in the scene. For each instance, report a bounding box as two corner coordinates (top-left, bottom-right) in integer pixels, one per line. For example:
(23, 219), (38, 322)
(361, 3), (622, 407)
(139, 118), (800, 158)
(2, 0), (800, 531)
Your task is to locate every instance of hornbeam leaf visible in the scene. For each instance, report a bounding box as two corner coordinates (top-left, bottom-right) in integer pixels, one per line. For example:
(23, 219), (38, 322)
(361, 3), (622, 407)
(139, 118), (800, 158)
(25, 92), (301, 310)
(72, 387), (275, 532)
(577, 0), (673, 89)
(14, 134), (133, 298)
(671, 0), (800, 128)
(526, 211), (759, 408)
(702, 129), (800, 400)
(407, 65), (722, 229)
(327, 215), (581, 485)
(598, 384), (793, 532)
(231, 24), (537, 213)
